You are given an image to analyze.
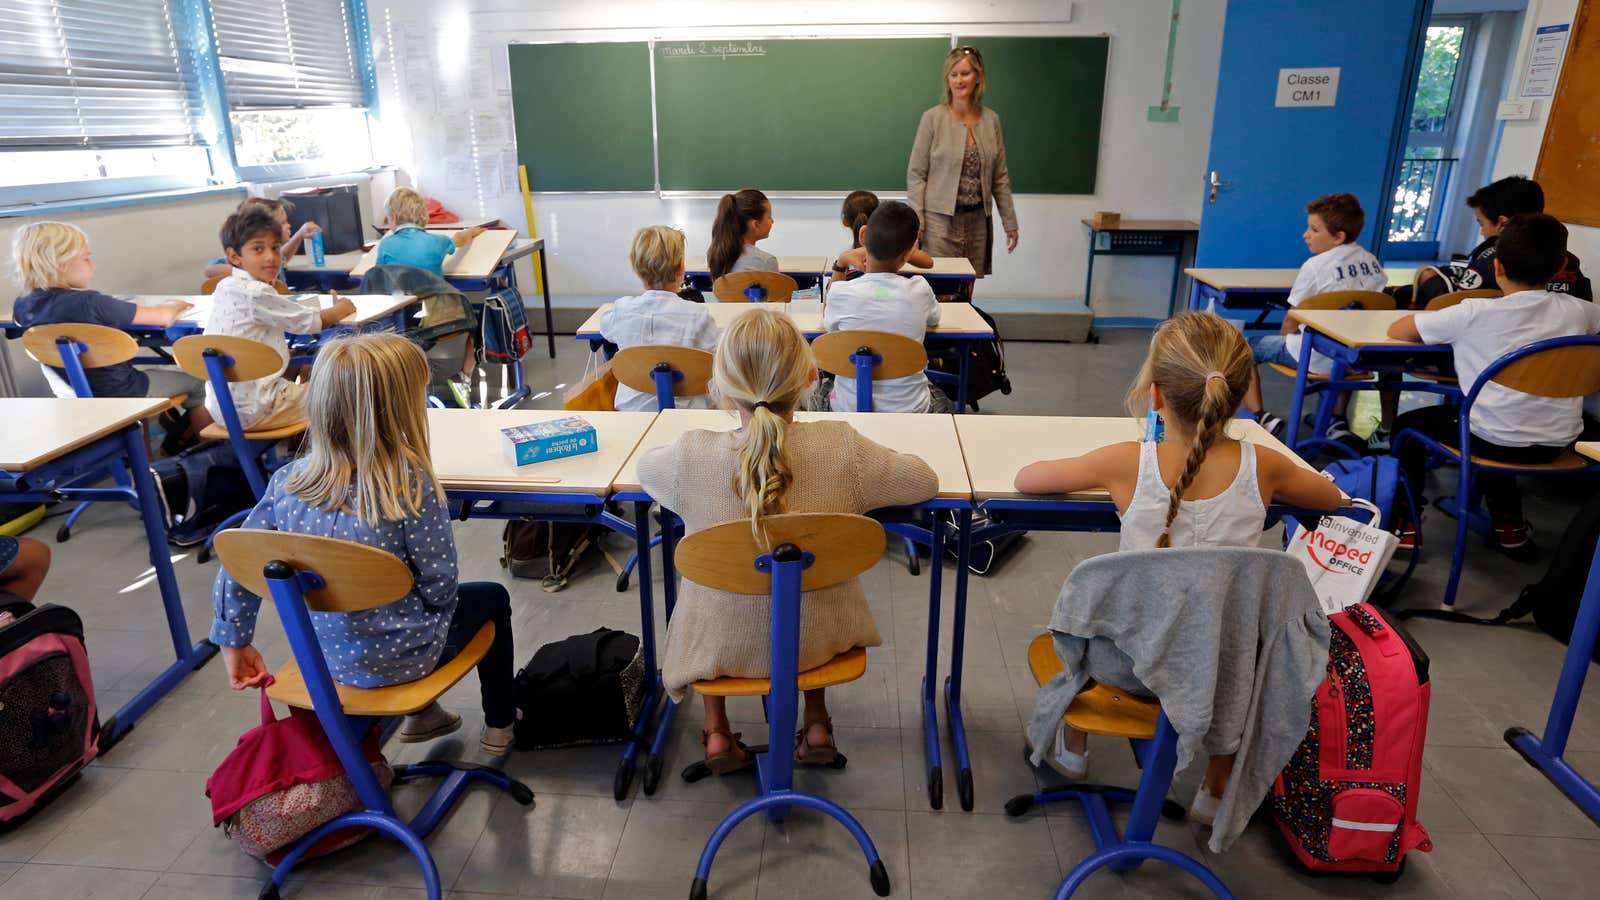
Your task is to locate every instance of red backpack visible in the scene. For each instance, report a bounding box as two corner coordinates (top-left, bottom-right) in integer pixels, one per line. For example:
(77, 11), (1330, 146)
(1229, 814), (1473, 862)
(1270, 602), (1433, 881)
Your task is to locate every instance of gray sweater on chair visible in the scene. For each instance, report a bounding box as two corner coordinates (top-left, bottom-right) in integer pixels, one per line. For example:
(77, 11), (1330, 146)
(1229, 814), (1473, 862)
(1026, 547), (1330, 853)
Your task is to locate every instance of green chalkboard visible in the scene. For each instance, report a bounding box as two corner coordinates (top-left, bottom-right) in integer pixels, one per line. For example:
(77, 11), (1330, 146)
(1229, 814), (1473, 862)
(654, 38), (950, 192)
(509, 42), (655, 192)
(955, 37), (1109, 194)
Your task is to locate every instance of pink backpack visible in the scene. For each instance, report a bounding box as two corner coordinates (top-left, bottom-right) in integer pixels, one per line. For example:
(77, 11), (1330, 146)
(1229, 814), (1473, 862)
(0, 602), (99, 828)
(1271, 602), (1432, 880)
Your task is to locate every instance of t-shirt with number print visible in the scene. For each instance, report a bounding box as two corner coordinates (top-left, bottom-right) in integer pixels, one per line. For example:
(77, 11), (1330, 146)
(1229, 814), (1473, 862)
(1283, 242), (1387, 374)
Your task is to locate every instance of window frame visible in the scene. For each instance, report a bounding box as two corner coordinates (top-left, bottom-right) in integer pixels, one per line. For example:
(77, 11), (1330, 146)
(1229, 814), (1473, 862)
(1406, 17), (1478, 155)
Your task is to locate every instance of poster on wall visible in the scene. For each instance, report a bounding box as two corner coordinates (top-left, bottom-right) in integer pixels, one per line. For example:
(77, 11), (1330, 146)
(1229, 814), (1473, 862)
(1521, 23), (1570, 97)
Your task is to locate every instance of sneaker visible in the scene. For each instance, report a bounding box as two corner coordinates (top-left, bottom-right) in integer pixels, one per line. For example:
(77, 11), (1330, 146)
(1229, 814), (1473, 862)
(1189, 783), (1222, 827)
(446, 372), (473, 409)
(1366, 427), (1392, 454)
(1323, 415), (1354, 442)
(1492, 519), (1539, 562)
(480, 724), (516, 757)
(1257, 411), (1286, 439)
(1394, 519), (1419, 554)
(398, 702), (461, 743)
(1025, 723), (1090, 782)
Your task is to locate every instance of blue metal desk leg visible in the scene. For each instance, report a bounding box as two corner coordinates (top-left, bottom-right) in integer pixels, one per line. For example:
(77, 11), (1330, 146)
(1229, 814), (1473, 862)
(922, 510), (946, 809)
(1168, 244), (1184, 320)
(536, 245), (556, 359)
(1083, 238), (1097, 320)
(1285, 334), (1314, 456)
(100, 426), (218, 751)
(956, 339), (970, 413)
(944, 507), (975, 811)
(614, 500), (664, 801)
(1506, 537), (1600, 824)
(643, 508), (681, 795)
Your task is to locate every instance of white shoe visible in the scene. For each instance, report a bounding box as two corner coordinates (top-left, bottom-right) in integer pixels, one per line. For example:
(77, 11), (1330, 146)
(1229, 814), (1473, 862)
(480, 724), (515, 756)
(398, 702), (461, 743)
(1026, 723), (1090, 781)
(1189, 784), (1221, 826)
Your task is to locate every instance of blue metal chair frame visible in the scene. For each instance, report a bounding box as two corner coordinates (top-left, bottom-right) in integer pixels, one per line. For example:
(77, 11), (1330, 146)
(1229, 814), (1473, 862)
(1390, 335), (1600, 608)
(45, 335), (141, 541)
(613, 362), (689, 593)
(195, 347), (300, 562)
(688, 541), (890, 900)
(1005, 711), (1233, 899)
(838, 345), (932, 577)
(253, 557), (533, 900)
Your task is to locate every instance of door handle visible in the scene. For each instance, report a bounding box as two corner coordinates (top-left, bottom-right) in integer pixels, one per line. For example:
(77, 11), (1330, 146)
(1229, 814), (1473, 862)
(1207, 170), (1232, 204)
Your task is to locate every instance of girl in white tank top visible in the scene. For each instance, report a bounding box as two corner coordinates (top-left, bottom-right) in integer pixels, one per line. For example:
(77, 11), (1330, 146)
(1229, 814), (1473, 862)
(1014, 313), (1342, 823)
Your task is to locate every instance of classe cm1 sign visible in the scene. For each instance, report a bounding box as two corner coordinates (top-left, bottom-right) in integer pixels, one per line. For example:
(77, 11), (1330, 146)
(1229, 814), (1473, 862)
(1275, 67), (1340, 107)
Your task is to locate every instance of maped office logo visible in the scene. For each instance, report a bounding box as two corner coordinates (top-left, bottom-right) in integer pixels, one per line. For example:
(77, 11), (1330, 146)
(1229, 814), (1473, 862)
(1295, 517), (1381, 574)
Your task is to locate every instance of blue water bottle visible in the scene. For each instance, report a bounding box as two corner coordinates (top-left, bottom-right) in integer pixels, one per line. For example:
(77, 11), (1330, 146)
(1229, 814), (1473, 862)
(1145, 406), (1164, 443)
(309, 230), (325, 267)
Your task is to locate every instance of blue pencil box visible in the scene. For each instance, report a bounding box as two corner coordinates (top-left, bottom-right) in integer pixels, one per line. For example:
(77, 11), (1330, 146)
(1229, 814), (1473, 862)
(501, 416), (598, 466)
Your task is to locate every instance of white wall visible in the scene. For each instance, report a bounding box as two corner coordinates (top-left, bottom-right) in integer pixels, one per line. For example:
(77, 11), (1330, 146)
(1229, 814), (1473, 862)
(1490, 0), (1598, 265)
(369, 0), (1227, 314)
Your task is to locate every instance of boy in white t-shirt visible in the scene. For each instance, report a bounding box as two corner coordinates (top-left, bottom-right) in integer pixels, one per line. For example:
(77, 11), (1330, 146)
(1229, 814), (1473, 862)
(1388, 214), (1600, 556)
(822, 200), (949, 413)
(1241, 193), (1387, 442)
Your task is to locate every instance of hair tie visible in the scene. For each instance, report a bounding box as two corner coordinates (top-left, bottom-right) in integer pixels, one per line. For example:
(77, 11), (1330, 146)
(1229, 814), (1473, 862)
(1205, 371), (1227, 384)
(753, 401), (771, 411)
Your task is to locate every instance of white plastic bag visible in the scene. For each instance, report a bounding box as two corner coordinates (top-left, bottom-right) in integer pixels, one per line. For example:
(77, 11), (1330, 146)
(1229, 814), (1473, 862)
(1287, 499), (1399, 615)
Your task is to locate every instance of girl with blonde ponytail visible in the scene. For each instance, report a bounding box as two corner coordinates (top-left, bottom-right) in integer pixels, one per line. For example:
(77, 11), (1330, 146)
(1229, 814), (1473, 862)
(638, 308), (937, 772)
(1013, 312), (1341, 820)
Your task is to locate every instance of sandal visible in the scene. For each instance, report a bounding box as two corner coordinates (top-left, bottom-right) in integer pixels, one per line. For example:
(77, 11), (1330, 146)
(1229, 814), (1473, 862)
(794, 717), (840, 767)
(701, 727), (754, 775)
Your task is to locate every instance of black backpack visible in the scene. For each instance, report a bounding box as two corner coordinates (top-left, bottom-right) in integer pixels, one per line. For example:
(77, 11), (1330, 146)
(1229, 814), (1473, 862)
(926, 305), (1011, 410)
(1400, 495), (1600, 661)
(512, 628), (646, 750)
(150, 441), (256, 548)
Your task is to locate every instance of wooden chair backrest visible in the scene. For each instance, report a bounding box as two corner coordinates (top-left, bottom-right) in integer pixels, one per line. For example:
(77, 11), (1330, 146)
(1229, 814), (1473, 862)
(1425, 288), (1501, 311)
(1296, 290), (1395, 312)
(712, 271), (798, 303)
(675, 513), (885, 595)
(172, 334), (286, 382)
(611, 345), (715, 398)
(1490, 343), (1600, 398)
(214, 530), (413, 613)
(22, 323), (138, 370)
(202, 275), (290, 295)
(812, 330), (928, 381)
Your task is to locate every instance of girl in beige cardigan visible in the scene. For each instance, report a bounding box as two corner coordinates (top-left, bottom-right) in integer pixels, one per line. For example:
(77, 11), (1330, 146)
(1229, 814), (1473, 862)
(638, 309), (938, 772)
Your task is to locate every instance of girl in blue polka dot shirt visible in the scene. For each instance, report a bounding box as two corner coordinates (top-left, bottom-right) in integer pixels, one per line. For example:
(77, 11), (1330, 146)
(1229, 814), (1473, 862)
(209, 333), (517, 755)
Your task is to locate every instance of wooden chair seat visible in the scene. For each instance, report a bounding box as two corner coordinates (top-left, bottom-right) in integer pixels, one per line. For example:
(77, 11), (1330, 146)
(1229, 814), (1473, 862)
(1266, 363), (1375, 382)
(268, 623), (495, 716)
(1435, 446), (1591, 472)
(1026, 633), (1160, 740)
(692, 647), (866, 697)
(199, 419), (308, 441)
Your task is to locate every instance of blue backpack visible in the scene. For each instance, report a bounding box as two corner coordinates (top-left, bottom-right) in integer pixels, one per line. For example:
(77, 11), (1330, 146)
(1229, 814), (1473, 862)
(479, 286), (532, 364)
(1319, 456), (1419, 604)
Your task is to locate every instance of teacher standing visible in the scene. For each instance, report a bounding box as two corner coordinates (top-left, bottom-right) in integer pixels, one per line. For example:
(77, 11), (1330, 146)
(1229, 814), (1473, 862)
(906, 45), (1019, 277)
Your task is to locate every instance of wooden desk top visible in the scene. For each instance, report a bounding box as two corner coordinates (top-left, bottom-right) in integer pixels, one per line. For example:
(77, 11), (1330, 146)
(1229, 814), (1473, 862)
(1578, 442), (1600, 464)
(576, 301), (993, 339)
(284, 250), (367, 273)
(611, 409), (971, 499)
(900, 257), (978, 277)
(349, 229), (518, 279)
(684, 255), (831, 276)
(1185, 267), (1416, 291)
(427, 409), (656, 495)
(1081, 219), (1199, 232)
(1288, 309), (1428, 348)
(124, 293), (416, 329)
(954, 415), (1314, 502)
(0, 398), (169, 471)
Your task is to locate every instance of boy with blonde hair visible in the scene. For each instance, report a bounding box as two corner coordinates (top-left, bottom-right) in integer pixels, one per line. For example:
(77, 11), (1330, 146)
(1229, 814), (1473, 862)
(599, 225), (719, 412)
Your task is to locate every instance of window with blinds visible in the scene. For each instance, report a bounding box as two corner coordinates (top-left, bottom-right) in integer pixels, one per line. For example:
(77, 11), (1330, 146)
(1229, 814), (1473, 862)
(0, 0), (202, 150)
(210, 0), (365, 110)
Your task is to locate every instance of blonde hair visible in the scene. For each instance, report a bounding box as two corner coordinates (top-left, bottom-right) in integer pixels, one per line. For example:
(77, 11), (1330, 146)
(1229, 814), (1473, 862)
(285, 332), (443, 527)
(630, 225), (686, 290)
(942, 46), (986, 107)
(1124, 313), (1253, 548)
(713, 308), (816, 546)
(385, 187), (429, 228)
(12, 222), (89, 291)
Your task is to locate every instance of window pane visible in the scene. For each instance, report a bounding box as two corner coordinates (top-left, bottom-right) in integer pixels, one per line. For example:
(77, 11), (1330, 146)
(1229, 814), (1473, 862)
(230, 108), (372, 168)
(1410, 26), (1465, 134)
(0, 146), (211, 188)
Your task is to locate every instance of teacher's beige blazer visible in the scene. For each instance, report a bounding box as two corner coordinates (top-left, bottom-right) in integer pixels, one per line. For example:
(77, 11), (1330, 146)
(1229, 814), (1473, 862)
(906, 104), (1019, 234)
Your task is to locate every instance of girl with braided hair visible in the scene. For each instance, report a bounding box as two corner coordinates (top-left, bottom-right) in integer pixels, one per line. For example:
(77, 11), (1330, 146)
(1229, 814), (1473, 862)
(638, 308), (937, 773)
(1014, 312), (1340, 822)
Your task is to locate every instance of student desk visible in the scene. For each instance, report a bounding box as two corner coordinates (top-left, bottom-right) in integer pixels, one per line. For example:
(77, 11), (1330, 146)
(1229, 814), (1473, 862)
(425, 408), (664, 799)
(683, 256), (831, 293)
(1506, 440), (1600, 824)
(1080, 219), (1199, 329)
(896, 257), (980, 297)
(573, 302), (996, 412)
(0, 398), (217, 747)
(611, 408), (975, 808)
(1283, 308), (1454, 457)
(1185, 266), (1418, 332)
(288, 233), (556, 362)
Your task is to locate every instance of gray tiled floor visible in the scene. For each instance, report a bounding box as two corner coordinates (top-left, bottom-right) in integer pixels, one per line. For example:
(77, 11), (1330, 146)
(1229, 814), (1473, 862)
(3, 330), (1597, 898)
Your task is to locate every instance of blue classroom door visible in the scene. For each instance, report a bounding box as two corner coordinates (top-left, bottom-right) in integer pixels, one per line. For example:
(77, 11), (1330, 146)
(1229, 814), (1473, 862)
(1196, 0), (1432, 267)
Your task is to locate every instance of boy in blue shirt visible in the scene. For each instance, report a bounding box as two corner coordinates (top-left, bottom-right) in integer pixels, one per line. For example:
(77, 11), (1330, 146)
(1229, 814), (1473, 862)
(375, 187), (485, 405)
